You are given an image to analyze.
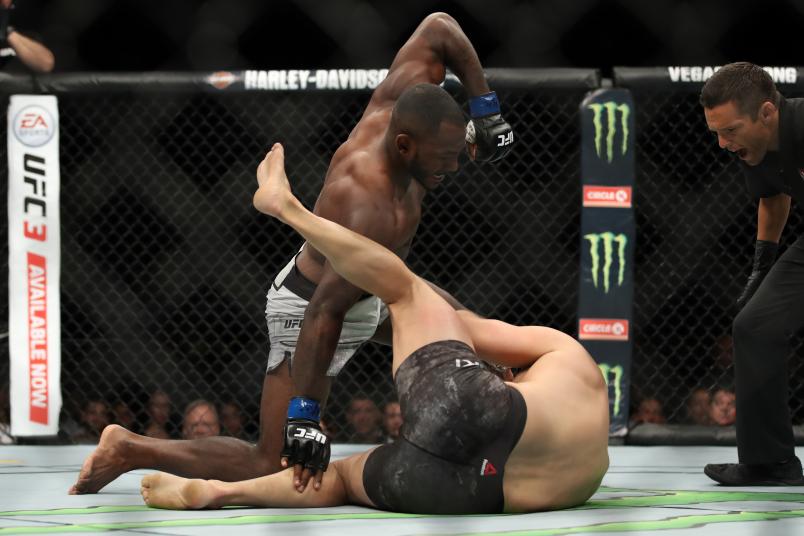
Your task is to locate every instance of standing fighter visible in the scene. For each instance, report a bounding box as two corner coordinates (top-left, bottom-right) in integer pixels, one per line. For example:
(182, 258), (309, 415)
(139, 143), (608, 514)
(701, 61), (804, 485)
(70, 12), (513, 494)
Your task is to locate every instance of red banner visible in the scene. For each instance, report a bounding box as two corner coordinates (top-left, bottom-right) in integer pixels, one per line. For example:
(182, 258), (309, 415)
(27, 252), (49, 424)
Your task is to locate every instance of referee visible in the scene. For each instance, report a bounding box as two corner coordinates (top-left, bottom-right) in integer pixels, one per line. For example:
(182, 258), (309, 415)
(701, 62), (804, 486)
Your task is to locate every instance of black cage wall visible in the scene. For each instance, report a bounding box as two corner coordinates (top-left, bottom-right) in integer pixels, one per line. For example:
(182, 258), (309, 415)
(5, 66), (804, 443)
(1, 69), (595, 442)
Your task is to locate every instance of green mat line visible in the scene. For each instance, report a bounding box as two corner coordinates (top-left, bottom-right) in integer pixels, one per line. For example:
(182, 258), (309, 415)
(446, 510), (804, 536)
(0, 512), (430, 534)
(2, 508), (804, 535)
(3, 487), (804, 517)
(2, 487), (804, 534)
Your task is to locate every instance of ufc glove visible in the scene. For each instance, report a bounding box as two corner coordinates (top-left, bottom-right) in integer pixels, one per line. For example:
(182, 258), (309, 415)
(465, 91), (514, 163)
(281, 397), (330, 474)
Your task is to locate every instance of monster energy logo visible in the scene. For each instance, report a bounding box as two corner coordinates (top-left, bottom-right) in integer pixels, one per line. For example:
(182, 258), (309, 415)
(588, 101), (630, 162)
(585, 232), (627, 293)
(599, 363), (624, 417)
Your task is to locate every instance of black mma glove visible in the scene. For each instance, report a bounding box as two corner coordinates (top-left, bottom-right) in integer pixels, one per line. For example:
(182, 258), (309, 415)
(736, 239), (778, 310)
(281, 397), (330, 474)
(465, 91), (514, 163)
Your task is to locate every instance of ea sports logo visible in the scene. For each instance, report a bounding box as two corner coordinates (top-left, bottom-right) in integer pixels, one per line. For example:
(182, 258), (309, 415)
(13, 106), (55, 147)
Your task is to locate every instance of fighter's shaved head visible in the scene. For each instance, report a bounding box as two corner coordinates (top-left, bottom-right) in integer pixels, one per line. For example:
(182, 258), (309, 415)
(391, 83), (466, 139)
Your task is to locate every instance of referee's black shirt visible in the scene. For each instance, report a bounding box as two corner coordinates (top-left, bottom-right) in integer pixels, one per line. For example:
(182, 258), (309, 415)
(743, 97), (804, 204)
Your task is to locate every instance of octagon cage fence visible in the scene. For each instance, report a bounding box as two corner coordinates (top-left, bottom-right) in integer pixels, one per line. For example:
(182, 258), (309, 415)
(2, 66), (804, 445)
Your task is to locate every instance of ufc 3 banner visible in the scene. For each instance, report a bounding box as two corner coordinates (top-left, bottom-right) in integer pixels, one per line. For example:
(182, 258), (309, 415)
(578, 89), (635, 437)
(7, 95), (62, 436)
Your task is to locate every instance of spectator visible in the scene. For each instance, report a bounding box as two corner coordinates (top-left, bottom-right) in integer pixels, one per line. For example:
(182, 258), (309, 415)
(344, 394), (382, 444)
(710, 388), (737, 426)
(71, 399), (110, 444)
(220, 401), (246, 440)
(0, 1), (54, 73)
(630, 397), (666, 425)
(381, 400), (403, 443)
(181, 399), (220, 440)
(685, 387), (713, 425)
(111, 400), (139, 434)
(143, 389), (173, 439)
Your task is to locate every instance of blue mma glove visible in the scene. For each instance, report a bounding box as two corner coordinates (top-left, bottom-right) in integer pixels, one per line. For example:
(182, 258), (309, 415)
(281, 397), (331, 473)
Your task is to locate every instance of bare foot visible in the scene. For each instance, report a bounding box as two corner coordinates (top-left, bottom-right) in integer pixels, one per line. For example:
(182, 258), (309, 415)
(141, 472), (220, 510)
(254, 143), (296, 220)
(69, 424), (134, 494)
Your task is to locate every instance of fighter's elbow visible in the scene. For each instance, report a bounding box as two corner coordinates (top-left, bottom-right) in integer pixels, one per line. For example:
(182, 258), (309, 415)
(422, 12), (458, 29)
(418, 12), (460, 42)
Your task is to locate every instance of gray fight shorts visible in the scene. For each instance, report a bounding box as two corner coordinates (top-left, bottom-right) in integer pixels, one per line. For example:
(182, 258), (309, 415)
(265, 254), (389, 376)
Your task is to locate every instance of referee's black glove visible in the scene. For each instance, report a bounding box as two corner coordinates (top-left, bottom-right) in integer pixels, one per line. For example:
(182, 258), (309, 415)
(736, 240), (778, 310)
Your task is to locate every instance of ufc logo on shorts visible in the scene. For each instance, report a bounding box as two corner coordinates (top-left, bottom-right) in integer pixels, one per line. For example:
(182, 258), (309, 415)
(497, 132), (513, 147)
(455, 358), (480, 368)
(284, 318), (303, 329)
(293, 427), (327, 444)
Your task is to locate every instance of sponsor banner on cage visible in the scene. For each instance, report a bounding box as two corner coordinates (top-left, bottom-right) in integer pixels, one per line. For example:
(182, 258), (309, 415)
(582, 186), (632, 208)
(8, 95), (62, 436)
(239, 69), (389, 91)
(666, 65), (798, 85)
(578, 319), (629, 341)
(579, 88), (635, 437)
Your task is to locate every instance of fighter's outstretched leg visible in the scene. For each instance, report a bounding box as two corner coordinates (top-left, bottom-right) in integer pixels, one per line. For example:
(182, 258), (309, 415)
(141, 450), (374, 510)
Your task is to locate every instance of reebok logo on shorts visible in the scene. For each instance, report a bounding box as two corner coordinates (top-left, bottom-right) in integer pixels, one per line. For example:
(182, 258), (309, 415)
(480, 458), (497, 476)
(455, 358), (480, 368)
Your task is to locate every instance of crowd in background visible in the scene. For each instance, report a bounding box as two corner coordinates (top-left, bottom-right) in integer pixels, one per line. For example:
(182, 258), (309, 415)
(0, 324), (745, 446)
(629, 332), (738, 427)
(0, 373), (742, 446)
(631, 386), (736, 427)
(0, 382), (403, 446)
